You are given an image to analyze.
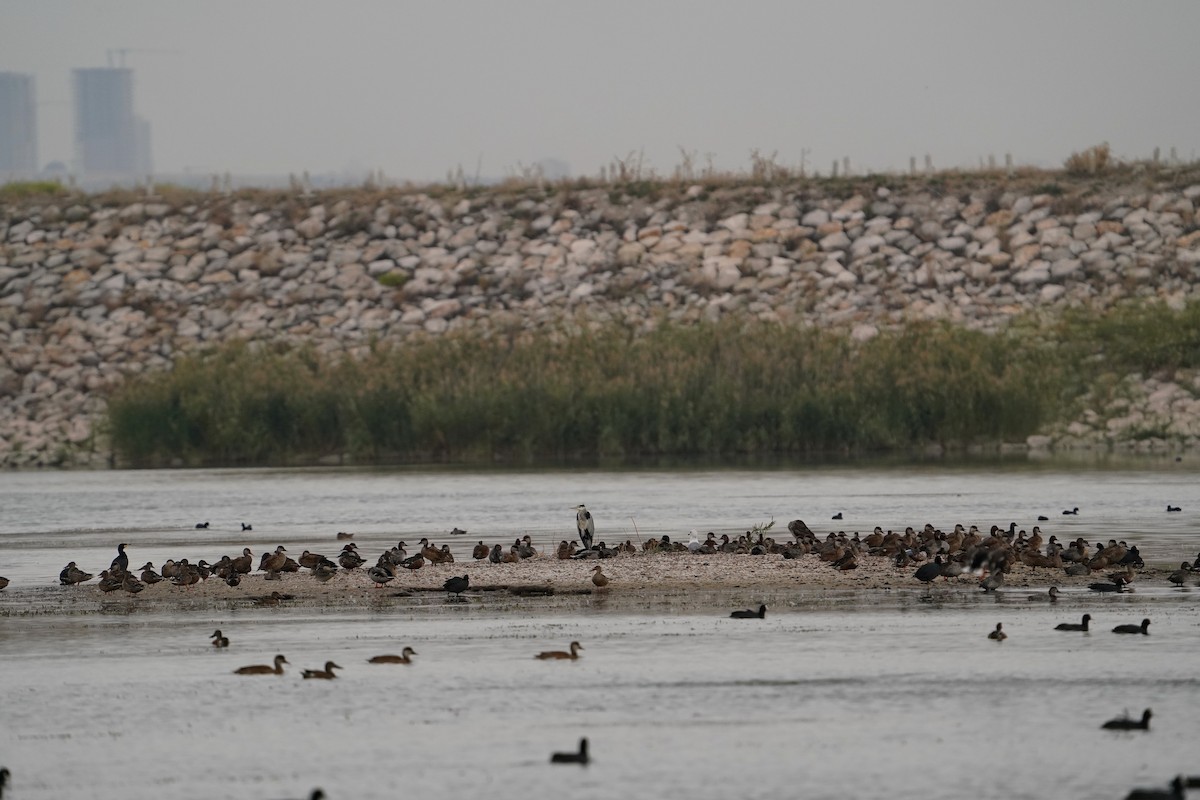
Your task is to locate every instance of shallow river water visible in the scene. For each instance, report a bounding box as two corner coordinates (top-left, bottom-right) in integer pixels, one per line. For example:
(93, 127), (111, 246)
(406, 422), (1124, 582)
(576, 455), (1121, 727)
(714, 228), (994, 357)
(1, 462), (1199, 799)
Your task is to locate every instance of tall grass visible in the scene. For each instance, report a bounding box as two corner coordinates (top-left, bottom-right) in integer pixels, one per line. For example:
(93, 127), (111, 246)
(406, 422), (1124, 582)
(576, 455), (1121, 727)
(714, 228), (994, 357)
(107, 313), (1104, 467)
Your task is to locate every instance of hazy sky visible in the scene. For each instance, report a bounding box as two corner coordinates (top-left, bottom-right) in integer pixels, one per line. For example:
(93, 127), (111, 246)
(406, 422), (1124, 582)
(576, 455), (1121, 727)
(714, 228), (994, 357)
(3, 1), (1198, 182)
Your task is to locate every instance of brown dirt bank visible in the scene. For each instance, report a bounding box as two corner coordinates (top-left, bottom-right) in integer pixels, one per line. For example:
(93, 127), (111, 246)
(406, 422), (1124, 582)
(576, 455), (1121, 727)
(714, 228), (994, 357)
(0, 556), (1187, 617)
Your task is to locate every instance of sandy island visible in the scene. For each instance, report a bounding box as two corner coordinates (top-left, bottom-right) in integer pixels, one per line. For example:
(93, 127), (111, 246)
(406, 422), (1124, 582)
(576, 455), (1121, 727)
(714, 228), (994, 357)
(0, 553), (1185, 616)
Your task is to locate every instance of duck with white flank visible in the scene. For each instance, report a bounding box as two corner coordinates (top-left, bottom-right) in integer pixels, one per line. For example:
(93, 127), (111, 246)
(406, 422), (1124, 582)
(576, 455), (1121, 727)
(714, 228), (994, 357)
(301, 661), (342, 680)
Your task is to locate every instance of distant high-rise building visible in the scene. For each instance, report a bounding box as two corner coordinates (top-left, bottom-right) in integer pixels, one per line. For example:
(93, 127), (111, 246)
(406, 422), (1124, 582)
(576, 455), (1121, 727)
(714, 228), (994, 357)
(73, 67), (140, 176)
(0, 72), (38, 178)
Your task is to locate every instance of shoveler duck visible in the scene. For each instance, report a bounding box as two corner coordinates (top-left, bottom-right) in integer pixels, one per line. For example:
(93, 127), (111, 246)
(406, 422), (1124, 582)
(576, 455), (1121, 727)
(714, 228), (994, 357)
(234, 654), (288, 675)
(301, 661), (342, 680)
(536, 641), (583, 660)
(368, 646), (417, 665)
(211, 629), (229, 647)
(550, 737), (589, 765)
(730, 604), (766, 619)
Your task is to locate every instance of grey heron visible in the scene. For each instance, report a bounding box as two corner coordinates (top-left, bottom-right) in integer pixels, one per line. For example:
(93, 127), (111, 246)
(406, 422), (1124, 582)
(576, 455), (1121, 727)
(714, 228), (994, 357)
(574, 504), (595, 550)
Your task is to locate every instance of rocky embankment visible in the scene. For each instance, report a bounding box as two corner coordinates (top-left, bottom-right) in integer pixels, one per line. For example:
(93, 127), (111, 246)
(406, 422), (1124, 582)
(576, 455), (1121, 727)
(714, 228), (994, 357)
(2, 169), (1200, 467)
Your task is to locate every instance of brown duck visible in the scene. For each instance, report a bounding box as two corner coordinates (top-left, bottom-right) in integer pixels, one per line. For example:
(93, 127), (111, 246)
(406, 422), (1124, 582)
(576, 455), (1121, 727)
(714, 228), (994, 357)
(536, 641), (583, 660)
(368, 646), (417, 665)
(301, 661), (342, 680)
(234, 654), (288, 675)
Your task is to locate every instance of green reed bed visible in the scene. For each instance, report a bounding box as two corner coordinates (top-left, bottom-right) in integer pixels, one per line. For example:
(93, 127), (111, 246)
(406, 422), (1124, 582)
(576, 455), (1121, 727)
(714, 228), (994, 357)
(109, 309), (1142, 466)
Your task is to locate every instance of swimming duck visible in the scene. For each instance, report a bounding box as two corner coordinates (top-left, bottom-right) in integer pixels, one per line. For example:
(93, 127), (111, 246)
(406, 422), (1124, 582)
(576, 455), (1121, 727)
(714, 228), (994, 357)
(1112, 618), (1151, 635)
(0, 577), (7, 591)
(368, 646), (417, 665)
(1166, 505), (1181, 512)
(831, 512), (843, 520)
(195, 521), (209, 529)
(987, 623), (1007, 641)
(730, 604), (767, 619)
(242, 522), (253, 531)
(1027, 586), (1060, 602)
(472, 541), (490, 560)
(450, 527), (467, 536)
(234, 654), (288, 675)
(1055, 614), (1091, 631)
(110, 543), (129, 573)
(59, 561), (93, 586)
(550, 737), (589, 765)
(211, 629), (229, 647)
(1062, 507), (1079, 515)
(536, 641), (583, 660)
(336, 531), (354, 540)
(1123, 775), (1184, 800)
(443, 574), (469, 598)
(591, 565), (608, 588)
(1102, 708), (1152, 730)
(301, 661), (342, 680)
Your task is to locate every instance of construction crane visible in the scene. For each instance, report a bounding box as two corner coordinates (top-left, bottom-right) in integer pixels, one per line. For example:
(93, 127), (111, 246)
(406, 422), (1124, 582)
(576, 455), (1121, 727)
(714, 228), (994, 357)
(106, 48), (180, 68)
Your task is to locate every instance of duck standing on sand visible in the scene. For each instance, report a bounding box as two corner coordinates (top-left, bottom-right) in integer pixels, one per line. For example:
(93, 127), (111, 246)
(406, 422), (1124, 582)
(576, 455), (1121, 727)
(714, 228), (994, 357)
(59, 561), (92, 586)
(730, 604), (767, 619)
(591, 565), (608, 589)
